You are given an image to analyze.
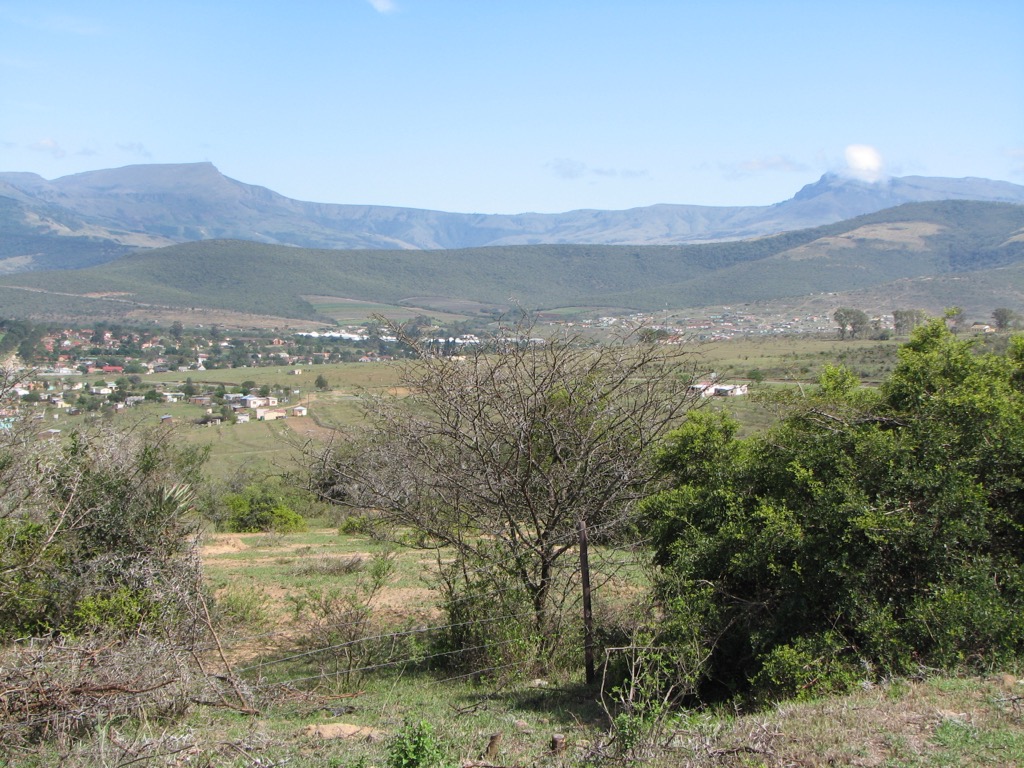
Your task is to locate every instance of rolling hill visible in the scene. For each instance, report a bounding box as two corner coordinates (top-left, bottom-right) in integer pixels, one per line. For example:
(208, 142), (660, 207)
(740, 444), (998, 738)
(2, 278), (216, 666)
(2, 200), (1022, 324)
(2, 162), (1024, 274)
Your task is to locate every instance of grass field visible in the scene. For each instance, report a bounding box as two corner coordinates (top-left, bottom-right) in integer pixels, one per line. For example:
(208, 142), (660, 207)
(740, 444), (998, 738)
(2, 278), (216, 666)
(15, 335), (1024, 765)
(304, 296), (474, 324)
(160, 363), (401, 479)
(693, 335), (903, 385)
(147, 336), (901, 481)
(175, 524), (1024, 768)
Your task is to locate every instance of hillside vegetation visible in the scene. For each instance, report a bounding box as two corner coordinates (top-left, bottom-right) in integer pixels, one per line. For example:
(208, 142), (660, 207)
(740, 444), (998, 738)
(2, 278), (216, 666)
(5, 324), (1024, 765)
(1, 200), (1022, 322)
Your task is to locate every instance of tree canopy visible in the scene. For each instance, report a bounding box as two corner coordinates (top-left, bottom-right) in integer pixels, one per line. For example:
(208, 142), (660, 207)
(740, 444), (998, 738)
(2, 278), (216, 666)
(643, 319), (1024, 701)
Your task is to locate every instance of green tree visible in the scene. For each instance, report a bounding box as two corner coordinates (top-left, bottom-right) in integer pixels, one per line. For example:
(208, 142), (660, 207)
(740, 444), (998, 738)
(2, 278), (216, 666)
(644, 319), (1024, 701)
(833, 307), (869, 340)
(314, 374), (329, 391)
(945, 305), (966, 333)
(992, 307), (1018, 331)
(221, 483), (306, 533)
(892, 308), (927, 337)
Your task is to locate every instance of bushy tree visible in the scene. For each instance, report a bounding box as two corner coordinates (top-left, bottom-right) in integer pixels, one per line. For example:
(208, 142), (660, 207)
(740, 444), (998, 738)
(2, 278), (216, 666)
(992, 307), (1018, 331)
(833, 307), (869, 339)
(221, 483), (306, 533)
(0, 413), (209, 640)
(644, 319), (1024, 701)
(892, 308), (928, 337)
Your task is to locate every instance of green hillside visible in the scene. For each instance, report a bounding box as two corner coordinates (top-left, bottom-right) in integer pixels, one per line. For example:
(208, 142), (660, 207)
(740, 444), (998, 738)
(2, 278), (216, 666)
(1, 201), (1022, 322)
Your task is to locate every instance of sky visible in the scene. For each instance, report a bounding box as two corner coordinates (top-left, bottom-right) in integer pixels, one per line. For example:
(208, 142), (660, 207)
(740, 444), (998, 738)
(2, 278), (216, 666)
(1, 1), (1022, 214)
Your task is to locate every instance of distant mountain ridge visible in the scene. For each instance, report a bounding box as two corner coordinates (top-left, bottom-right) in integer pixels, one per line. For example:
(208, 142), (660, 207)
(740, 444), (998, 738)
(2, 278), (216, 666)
(1, 162), (1023, 273)
(3, 200), (1023, 323)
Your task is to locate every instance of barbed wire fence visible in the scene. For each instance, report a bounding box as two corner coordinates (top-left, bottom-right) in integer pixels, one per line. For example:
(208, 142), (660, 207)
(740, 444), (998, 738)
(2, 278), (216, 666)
(202, 507), (659, 710)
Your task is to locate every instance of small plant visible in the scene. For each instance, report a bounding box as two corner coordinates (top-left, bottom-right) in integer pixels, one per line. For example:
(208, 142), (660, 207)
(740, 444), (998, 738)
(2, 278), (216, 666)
(287, 549), (399, 684)
(751, 632), (862, 702)
(339, 513), (372, 535)
(69, 587), (157, 634)
(387, 720), (445, 768)
(290, 555), (365, 577)
(214, 584), (271, 630)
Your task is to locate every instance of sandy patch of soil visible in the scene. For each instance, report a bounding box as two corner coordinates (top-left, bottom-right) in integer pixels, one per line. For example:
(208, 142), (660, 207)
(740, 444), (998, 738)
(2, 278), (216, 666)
(201, 534), (249, 557)
(303, 722), (385, 741)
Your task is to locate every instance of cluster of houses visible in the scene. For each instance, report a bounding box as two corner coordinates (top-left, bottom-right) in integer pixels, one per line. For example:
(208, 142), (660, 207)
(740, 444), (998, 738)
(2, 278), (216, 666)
(688, 379), (750, 398)
(2, 372), (311, 438)
(156, 391), (310, 426)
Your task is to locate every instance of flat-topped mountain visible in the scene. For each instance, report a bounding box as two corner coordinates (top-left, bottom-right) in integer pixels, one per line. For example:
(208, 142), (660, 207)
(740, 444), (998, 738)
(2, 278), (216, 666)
(2, 163), (1023, 273)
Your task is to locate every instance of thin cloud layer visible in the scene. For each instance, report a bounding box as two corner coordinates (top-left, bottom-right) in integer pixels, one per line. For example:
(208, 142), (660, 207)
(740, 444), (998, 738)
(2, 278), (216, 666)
(117, 142), (153, 159)
(723, 155), (809, 179)
(366, 0), (397, 13)
(29, 138), (65, 159)
(547, 158), (647, 181)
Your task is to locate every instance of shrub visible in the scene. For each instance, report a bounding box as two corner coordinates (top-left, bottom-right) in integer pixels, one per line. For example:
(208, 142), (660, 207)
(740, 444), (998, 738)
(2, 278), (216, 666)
(222, 487), (306, 533)
(646, 320), (1024, 702)
(0, 424), (208, 641)
(387, 720), (445, 768)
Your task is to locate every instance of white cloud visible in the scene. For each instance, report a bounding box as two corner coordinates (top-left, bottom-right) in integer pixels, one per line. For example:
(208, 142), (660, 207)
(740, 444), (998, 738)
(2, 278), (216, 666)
(116, 141), (153, 159)
(29, 138), (66, 159)
(842, 144), (886, 182)
(593, 167), (648, 179)
(548, 158), (647, 181)
(547, 158), (587, 180)
(722, 155), (808, 179)
(366, 0), (398, 13)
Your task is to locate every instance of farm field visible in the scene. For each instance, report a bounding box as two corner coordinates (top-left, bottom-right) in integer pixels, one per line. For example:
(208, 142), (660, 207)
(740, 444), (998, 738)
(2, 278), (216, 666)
(148, 336), (904, 480)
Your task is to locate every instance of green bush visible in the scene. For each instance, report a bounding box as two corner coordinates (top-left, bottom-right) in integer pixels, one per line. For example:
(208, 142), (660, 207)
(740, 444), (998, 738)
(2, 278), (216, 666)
(222, 487), (306, 533)
(387, 720), (445, 768)
(69, 587), (158, 634)
(0, 425), (208, 641)
(750, 632), (862, 702)
(645, 320), (1024, 702)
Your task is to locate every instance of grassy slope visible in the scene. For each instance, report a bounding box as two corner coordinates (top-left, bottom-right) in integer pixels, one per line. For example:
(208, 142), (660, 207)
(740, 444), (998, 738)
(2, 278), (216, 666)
(2, 201), (1022, 321)
(190, 525), (1024, 768)
(17, 338), (1024, 764)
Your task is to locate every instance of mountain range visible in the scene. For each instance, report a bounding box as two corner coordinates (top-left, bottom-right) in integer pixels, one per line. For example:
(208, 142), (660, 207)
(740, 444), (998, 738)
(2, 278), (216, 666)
(2, 200), (1023, 325)
(3, 162), (1024, 274)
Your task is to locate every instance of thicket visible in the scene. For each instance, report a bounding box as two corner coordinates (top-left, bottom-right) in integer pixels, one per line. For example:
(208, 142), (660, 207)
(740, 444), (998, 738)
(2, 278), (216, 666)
(0, 420), (208, 640)
(221, 484), (307, 533)
(0, 401), (233, 749)
(644, 319), (1024, 703)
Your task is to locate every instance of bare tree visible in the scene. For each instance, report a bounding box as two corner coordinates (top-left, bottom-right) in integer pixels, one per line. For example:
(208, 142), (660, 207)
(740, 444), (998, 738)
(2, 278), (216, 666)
(311, 322), (705, 670)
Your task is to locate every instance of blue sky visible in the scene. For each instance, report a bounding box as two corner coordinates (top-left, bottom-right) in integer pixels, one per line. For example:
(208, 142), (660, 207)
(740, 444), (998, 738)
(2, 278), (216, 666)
(2, 1), (1022, 214)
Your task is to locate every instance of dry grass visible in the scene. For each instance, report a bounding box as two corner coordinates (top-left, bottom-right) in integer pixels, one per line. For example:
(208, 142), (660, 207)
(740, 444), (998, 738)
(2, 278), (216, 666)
(654, 677), (1024, 767)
